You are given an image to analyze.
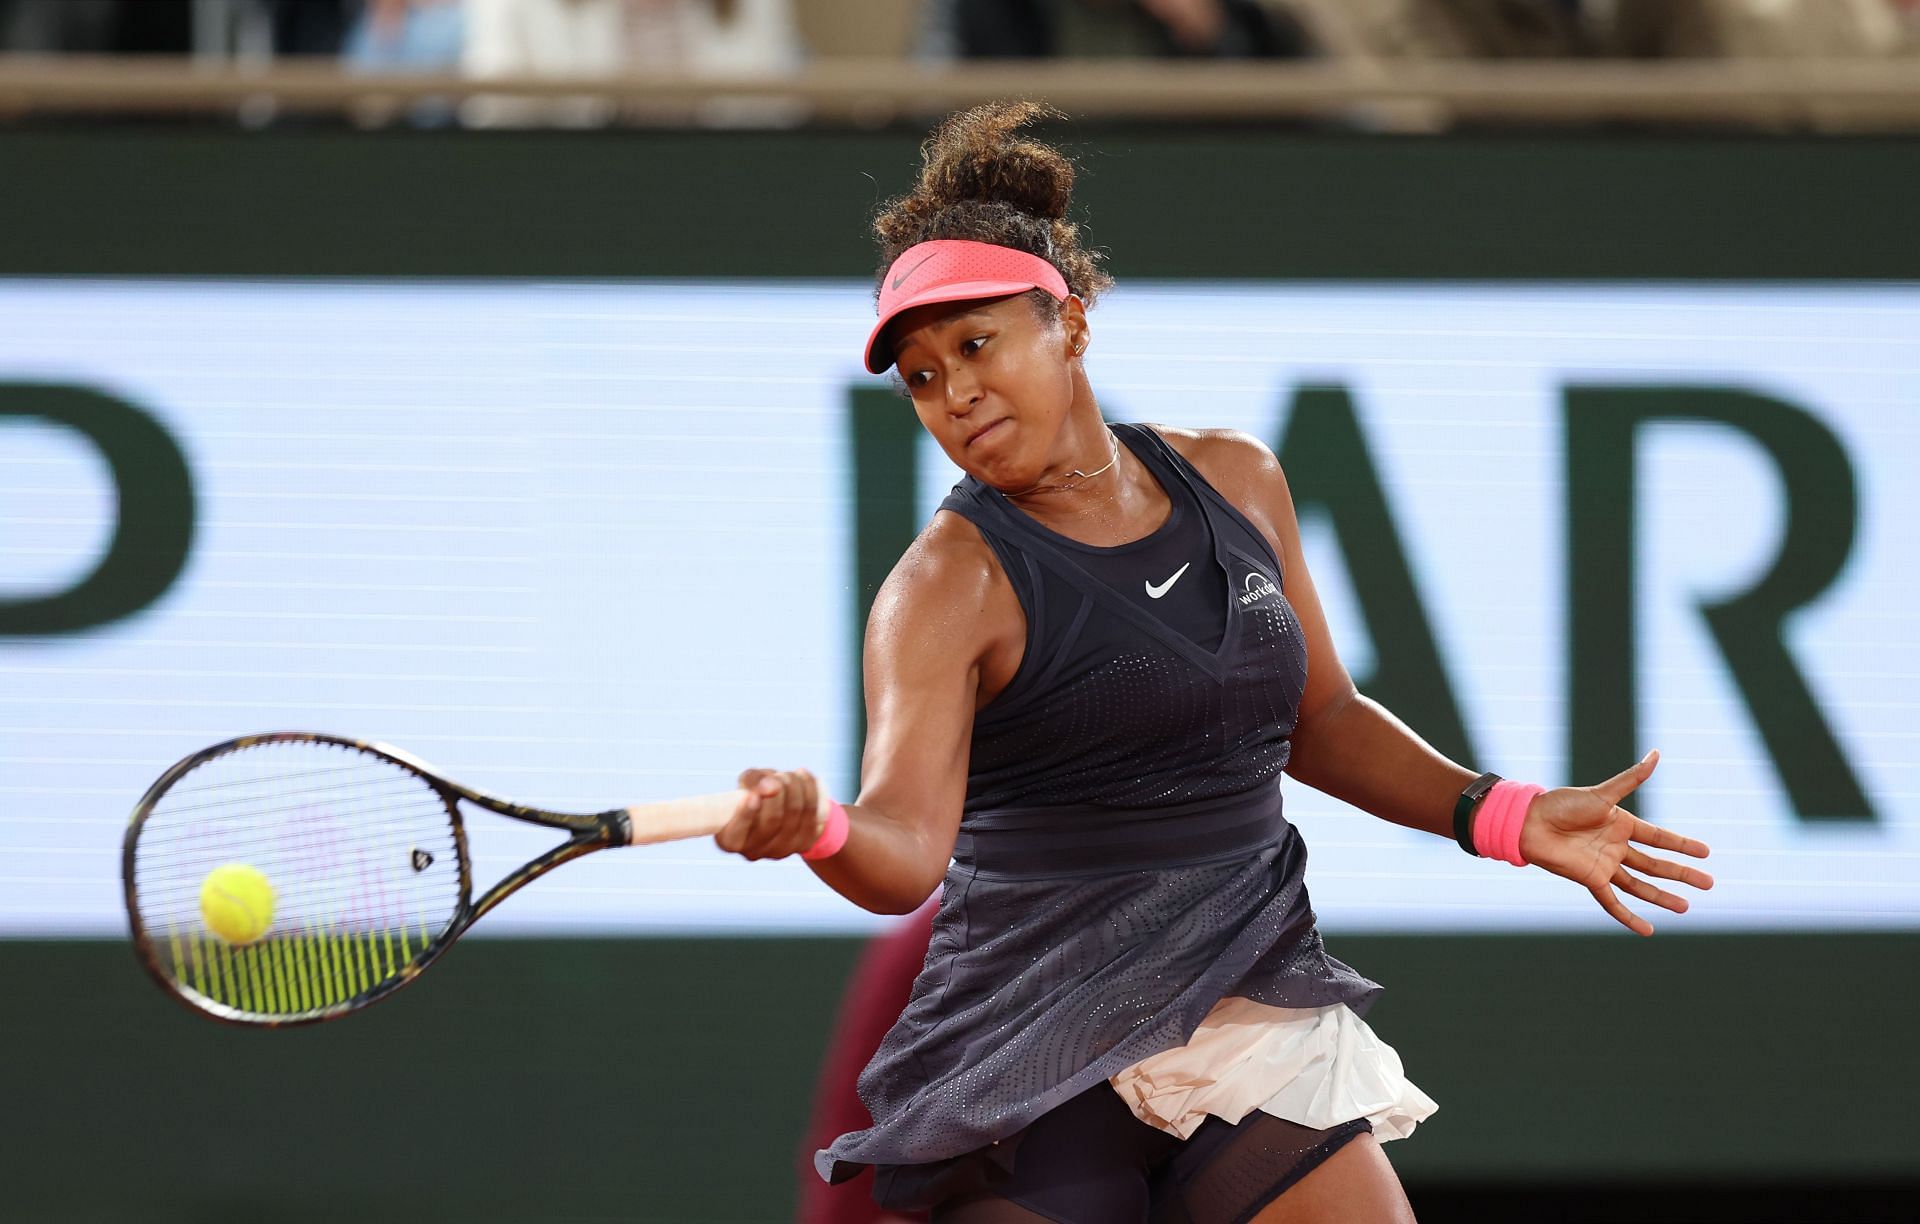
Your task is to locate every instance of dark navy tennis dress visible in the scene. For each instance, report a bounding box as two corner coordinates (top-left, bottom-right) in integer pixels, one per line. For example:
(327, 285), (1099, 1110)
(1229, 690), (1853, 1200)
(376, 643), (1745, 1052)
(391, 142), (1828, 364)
(816, 422), (1384, 1190)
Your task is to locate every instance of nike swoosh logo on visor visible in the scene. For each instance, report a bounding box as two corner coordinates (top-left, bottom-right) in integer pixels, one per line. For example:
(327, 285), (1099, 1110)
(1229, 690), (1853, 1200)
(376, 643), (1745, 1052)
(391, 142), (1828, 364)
(890, 252), (940, 291)
(1145, 562), (1191, 600)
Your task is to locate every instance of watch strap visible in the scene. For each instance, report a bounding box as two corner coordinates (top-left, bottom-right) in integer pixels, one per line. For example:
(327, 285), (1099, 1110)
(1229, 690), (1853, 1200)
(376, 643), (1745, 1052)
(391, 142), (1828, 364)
(1454, 771), (1502, 856)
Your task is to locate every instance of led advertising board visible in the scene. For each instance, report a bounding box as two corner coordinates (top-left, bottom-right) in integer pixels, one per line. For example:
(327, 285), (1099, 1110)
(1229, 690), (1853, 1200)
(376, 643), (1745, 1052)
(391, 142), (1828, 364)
(3, 280), (1913, 935)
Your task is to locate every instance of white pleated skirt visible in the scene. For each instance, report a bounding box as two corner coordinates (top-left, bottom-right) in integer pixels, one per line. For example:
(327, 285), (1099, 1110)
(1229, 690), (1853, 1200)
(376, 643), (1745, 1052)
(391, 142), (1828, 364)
(1109, 997), (1438, 1142)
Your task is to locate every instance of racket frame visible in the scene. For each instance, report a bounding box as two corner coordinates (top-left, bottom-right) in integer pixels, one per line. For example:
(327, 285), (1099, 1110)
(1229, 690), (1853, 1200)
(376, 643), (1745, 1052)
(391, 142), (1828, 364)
(123, 730), (633, 1029)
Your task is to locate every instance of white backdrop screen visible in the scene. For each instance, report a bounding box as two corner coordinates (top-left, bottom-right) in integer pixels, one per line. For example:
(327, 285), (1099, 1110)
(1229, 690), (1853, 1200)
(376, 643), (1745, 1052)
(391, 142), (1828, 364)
(2, 279), (1915, 936)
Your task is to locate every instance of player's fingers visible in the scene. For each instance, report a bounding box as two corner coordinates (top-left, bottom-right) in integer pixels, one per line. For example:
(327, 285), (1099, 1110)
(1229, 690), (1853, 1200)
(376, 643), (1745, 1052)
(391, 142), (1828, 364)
(784, 768), (821, 858)
(784, 768), (811, 826)
(754, 771), (802, 859)
(1628, 817), (1711, 860)
(740, 774), (796, 859)
(1611, 866), (1689, 915)
(720, 768), (824, 860)
(1623, 846), (1715, 890)
(714, 788), (762, 855)
(1593, 749), (1659, 805)
(717, 771), (775, 859)
(753, 770), (823, 859)
(1590, 881), (1653, 937)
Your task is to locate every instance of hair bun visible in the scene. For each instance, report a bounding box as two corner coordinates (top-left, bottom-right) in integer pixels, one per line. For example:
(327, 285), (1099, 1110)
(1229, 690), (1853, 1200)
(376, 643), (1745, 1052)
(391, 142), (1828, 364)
(917, 101), (1073, 222)
(871, 101), (1111, 313)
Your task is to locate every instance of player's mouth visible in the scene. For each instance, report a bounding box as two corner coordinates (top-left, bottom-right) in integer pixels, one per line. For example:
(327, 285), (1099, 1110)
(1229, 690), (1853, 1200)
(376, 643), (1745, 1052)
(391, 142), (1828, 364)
(964, 419), (1009, 449)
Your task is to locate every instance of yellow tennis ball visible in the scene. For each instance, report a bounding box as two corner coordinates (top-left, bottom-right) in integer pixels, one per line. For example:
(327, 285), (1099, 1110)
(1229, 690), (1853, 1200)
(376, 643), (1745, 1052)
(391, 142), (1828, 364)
(200, 864), (276, 946)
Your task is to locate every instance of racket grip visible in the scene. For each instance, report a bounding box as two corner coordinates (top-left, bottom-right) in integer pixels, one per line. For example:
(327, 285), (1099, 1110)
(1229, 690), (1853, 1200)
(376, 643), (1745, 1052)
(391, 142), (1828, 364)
(622, 789), (847, 858)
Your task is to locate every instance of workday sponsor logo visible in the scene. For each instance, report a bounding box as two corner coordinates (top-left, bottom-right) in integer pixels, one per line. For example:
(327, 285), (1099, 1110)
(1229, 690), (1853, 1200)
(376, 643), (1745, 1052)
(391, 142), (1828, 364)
(1239, 571), (1279, 607)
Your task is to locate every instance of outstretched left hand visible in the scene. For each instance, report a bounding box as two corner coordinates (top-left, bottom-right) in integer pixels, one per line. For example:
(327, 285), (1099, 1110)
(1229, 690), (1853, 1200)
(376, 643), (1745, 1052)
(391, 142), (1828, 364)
(1518, 750), (1715, 936)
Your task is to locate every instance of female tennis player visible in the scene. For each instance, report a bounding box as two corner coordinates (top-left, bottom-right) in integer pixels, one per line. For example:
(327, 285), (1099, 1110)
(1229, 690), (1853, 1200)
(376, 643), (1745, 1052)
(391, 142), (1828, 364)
(716, 102), (1715, 1223)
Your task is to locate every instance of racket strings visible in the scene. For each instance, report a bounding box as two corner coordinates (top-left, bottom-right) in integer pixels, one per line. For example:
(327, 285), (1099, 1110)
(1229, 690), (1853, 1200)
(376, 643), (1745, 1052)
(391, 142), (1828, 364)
(155, 759), (384, 794)
(142, 772), (430, 819)
(133, 796), (452, 854)
(129, 739), (463, 1019)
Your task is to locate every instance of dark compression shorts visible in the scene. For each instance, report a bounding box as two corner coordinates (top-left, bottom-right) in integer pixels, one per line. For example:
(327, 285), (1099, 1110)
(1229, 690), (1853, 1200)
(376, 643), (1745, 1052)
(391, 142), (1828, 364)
(875, 1081), (1372, 1224)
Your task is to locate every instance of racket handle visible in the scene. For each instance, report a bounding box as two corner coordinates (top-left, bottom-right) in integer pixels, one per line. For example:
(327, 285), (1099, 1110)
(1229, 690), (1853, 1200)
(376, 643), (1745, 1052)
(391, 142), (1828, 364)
(621, 789), (844, 858)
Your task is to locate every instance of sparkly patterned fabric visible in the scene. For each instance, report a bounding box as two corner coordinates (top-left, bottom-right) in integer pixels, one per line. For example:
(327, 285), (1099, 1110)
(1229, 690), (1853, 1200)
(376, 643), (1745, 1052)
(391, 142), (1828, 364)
(815, 423), (1383, 1185)
(957, 424), (1307, 813)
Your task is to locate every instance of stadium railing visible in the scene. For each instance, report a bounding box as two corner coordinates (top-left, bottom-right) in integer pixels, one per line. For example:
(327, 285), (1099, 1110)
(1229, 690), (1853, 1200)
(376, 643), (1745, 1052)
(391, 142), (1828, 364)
(1, 55), (1918, 129)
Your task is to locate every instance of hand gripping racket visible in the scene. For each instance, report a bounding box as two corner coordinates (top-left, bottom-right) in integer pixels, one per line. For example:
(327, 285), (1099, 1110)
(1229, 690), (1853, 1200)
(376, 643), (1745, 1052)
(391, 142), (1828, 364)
(122, 731), (837, 1027)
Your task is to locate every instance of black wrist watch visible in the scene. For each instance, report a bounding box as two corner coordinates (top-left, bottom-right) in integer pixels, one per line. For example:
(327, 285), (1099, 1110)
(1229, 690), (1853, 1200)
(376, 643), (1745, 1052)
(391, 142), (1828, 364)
(1453, 772), (1502, 856)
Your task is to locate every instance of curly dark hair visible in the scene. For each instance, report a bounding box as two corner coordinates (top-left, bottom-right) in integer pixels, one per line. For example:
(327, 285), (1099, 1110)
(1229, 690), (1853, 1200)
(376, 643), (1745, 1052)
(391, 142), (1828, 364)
(871, 101), (1113, 315)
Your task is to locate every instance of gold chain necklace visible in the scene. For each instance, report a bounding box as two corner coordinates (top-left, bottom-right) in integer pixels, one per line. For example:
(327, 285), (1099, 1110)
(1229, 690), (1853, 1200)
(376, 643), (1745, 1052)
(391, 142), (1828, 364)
(1006, 429), (1120, 498)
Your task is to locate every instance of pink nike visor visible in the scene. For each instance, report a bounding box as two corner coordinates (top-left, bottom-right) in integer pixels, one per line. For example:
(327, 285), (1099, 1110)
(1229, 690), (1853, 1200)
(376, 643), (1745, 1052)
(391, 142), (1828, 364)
(865, 239), (1071, 374)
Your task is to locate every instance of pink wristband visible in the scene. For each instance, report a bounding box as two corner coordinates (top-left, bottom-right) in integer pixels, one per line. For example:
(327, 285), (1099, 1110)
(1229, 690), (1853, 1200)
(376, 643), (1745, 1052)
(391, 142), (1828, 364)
(801, 799), (850, 861)
(1472, 780), (1544, 867)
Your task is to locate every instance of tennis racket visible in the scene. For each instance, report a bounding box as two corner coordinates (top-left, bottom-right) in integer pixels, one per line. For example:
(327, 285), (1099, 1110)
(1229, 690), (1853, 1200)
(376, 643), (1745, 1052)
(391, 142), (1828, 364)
(123, 731), (828, 1027)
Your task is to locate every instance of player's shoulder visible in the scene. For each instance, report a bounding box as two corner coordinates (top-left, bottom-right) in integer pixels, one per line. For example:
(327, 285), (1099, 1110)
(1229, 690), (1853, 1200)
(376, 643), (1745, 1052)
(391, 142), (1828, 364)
(1137, 422), (1297, 559)
(1138, 422), (1285, 491)
(868, 507), (1006, 632)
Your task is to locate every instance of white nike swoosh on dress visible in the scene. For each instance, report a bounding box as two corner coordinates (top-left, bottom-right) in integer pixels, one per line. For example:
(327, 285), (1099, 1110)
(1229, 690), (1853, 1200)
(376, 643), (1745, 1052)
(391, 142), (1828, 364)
(1145, 562), (1191, 600)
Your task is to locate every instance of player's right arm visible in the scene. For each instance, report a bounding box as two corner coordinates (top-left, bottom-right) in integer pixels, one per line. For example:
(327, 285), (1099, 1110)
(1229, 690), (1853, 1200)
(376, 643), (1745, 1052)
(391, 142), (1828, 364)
(718, 511), (1017, 914)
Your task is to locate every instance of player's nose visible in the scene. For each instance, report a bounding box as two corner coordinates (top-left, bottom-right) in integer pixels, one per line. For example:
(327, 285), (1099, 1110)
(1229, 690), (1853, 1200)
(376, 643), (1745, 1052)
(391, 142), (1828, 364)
(943, 366), (984, 412)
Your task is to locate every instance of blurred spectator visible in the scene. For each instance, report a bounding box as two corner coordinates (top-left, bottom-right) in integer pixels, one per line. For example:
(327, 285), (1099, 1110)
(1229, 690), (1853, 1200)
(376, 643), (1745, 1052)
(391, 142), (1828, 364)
(1593, 0), (1918, 130)
(462, 0), (803, 127)
(265, 0), (355, 56)
(792, 0), (918, 59)
(2, 0), (116, 52)
(344, 0), (465, 70)
(106, 0), (195, 52)
(1597, 0), (1910, 58)
(335, 0), (464, 127)
(1, 0), (192, 54)
(929, 0), (1312, 58)
(1273, 0), (1587, 60)
(1276, 0), (1916, 60)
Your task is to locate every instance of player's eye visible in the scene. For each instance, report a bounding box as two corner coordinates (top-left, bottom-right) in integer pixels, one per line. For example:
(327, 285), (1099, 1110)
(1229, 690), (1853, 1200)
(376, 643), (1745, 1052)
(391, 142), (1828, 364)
(904, 336), (986, 388)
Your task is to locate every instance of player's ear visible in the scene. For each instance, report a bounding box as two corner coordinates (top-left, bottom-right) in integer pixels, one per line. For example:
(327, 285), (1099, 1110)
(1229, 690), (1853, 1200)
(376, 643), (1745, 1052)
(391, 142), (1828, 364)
(1059, 295), (1089, 360)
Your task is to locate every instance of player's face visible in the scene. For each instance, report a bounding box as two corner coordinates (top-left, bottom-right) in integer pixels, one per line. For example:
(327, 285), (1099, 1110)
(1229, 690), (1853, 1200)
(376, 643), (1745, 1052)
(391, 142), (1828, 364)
(889, 293), (1080, 490)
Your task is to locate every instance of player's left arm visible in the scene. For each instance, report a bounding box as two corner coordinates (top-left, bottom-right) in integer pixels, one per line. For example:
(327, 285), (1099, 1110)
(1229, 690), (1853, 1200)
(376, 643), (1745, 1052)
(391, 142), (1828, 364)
(1169, 425), (1712, 935)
